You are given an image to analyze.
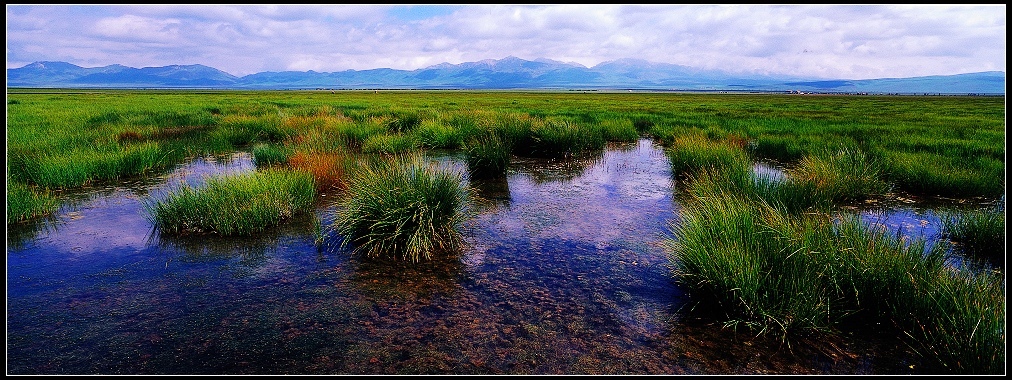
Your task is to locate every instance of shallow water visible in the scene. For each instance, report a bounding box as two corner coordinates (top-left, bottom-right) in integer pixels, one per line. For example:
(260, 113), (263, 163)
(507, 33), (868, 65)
(7, 139), (952, 374)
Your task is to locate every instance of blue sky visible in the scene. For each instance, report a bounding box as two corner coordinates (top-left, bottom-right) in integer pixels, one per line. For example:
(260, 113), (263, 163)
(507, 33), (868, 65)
(5, 4), (1006, 80)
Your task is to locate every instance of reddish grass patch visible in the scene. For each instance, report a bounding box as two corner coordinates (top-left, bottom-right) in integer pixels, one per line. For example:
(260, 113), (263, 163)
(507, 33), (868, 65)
(287, 151), (350, 192)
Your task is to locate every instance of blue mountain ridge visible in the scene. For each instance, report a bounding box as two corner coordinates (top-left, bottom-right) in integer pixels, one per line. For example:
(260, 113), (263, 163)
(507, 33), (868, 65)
(6, 57), (1005, 94)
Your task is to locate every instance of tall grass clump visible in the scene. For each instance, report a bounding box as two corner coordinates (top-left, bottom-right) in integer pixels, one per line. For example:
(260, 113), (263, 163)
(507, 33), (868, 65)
(522, 117), (604, 158)
(684, 166), (830, 215)
(361, 133), (417, 154)
(830, 216), (1005, 374)
(940, 204), (1006, 266)
(668, 178), (1006, 373)
(464, 134), (511, 178)
(490, 112), (535, 149)
(210, 114), (287, 148)
(384, 110), (426, 133)
(7, 180), (59, 223)
(23, 142), (164, 188)
(251, 143), (291, 167)
(879, 151), (1005, 198)
(666, 134), (751, 178)
(749, 135), (807, 163)
(335, 117), (389, 148)
(666, 188), (837, 336)
(413, 119), (464, 149)
(332, 153), (470, 262)
(595, 118), (639, 142)
(788, 146), (892, 203)
(146, 169), (315, 236)
(895, 257), (1005, 374)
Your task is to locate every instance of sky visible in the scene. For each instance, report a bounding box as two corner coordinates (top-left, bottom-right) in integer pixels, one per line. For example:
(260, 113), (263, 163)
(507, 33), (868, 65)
(5, 4), (1006, 80)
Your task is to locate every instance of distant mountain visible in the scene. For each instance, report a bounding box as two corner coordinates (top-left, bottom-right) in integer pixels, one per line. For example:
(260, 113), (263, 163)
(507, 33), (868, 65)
(8, 61), (238, 87)
(6, 57), (1005, 94)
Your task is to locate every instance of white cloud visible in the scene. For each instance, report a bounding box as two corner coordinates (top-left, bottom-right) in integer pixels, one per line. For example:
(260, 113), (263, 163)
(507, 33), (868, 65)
(5, 4), (1006, 79)
(93, 14), (182, 42)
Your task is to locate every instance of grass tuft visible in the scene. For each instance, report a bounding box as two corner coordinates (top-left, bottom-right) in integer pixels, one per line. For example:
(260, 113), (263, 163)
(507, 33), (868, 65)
(146, 168), (316, 236)
(331, 153), (470, 262)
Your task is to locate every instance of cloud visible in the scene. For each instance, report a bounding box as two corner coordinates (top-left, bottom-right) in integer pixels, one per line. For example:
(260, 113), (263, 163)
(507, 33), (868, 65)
(5, 4), (1006, 79)
(93, 15), (182, 42)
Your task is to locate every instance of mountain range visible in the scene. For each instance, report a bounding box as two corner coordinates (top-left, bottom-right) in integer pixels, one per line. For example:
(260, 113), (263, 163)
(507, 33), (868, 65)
(6, 56), (1006, 94)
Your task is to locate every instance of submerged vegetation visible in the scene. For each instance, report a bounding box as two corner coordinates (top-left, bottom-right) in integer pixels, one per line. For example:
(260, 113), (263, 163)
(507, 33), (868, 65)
(6, 89), (1005, 374)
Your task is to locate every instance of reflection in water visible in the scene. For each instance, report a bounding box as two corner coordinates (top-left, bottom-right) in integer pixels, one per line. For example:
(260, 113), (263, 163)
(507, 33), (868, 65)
(510, 149), (603, 184)
(7, 214), (62, 251)
(469, 175), (511, 213)
(7, 139), (947, 375)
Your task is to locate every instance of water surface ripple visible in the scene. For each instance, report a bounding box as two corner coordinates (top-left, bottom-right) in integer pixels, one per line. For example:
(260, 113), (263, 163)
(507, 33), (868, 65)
(7, 140), (931, 374)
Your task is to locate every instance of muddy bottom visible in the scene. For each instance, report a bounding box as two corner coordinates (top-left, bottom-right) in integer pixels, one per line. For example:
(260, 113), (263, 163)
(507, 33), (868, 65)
(6, 140), (947, 374)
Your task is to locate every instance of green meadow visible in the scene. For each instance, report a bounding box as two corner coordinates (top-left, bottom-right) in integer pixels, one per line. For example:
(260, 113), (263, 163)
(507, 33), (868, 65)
(5, 89), (1006, 374)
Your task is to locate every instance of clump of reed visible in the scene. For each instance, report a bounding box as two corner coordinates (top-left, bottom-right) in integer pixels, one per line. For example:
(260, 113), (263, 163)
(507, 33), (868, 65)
(667, 171), (1006, 373)
(594, 118), (639, 142)
(832, 217), (1005, 374)
(384, 110), (426, 133)
(666, 134), (751, 178)
(684, 165), (830, 215)
(788, 146), (892, 203)
(145, 168), (315, 236)
(361, 133), (417, 154)
(748, 135), (807, 163)
(521, 117), (604, 158)
(879, 150), (1005, 198)
(464, 134), (511, 178)
(251, 143), (291, 167)
(668, 183), (843, 336)
(334, 117), (389, 148)
(7, 179), (59, 223)
(16, 141), (164, 188)
(209, 114), (287, 148)
(413, 119), (464, 149)
(489, 112), (536, 149)
(939, 203), (1006, 266)
(331, 153), (470, 262)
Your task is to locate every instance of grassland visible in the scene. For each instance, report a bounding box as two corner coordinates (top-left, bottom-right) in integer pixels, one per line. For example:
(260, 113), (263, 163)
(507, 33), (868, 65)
(7, 90), (1003, 200)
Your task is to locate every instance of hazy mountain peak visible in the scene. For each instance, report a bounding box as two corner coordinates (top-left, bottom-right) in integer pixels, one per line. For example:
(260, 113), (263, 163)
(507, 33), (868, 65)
(534, 57), (587, 68)
(7, 59), (1004, 94)
(423, 62), (455, 70)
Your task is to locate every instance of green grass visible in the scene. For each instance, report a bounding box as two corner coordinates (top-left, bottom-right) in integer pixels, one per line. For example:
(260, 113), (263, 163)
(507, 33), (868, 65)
(6, 179), (60, 223)
(331, 153), (470, 262)
(12, 141), (165, 188)
(464, 134), (511, 178)
(683, 165), (831, 214)
(361, 133), (418, 154)
(594, 118), (640, 142)
(667, 190), (837, 336)
(413, 119), (464, 149)
(145, 168), (316, 236)
(788, 145), (893, 204)
(667, 175), (1005, 373)
(522, 117), (605, 158)
(666, 134), (751, 178)
(7, 90), (1003, 199)
(940, 204), (1006, 266)
(251, 143), (291, 167)
(6, 89), (1006, 372)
